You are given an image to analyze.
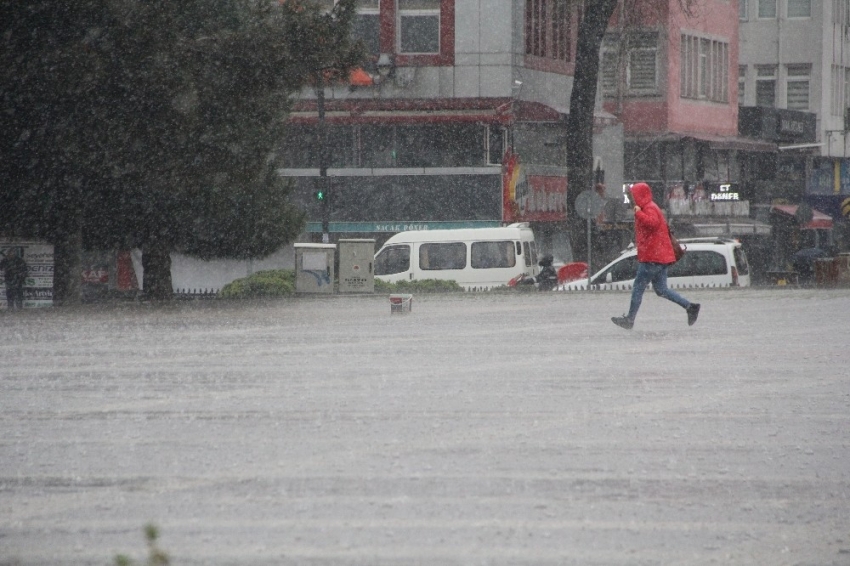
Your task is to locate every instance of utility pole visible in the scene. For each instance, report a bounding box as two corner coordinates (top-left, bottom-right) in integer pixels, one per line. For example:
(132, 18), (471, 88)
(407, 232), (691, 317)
(316, 71), (329, 243)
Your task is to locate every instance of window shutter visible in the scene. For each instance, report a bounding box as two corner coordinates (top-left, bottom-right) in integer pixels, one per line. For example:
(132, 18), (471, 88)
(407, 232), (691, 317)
(627, 33), (657, 93)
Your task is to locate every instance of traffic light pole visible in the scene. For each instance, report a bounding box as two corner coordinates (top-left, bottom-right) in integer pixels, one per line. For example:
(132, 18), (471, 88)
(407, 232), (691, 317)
(317, 73), (329, 243)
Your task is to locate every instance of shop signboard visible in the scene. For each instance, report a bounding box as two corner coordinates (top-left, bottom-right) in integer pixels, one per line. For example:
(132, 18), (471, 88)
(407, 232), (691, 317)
(502, 149), (567, 222)
(0, 240), (54, 309)
(808, 159), (850, 195)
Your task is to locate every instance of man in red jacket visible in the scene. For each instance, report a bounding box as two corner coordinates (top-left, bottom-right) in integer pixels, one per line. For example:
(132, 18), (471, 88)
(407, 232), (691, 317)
(611, 182), (700, 330)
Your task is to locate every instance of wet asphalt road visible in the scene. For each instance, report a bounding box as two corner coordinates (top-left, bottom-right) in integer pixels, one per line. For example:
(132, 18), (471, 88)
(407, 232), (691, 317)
(1, 287), (849, 565)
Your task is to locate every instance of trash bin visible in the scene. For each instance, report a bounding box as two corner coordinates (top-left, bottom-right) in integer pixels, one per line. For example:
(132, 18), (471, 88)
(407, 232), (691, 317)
(815, 258), (839, 287)
(294, 244), (335, 294)
(815, 258), (838, 287)
(338, 239), (375, 293)
(837, 253), (850, 285)
(389, 293), (413, 313)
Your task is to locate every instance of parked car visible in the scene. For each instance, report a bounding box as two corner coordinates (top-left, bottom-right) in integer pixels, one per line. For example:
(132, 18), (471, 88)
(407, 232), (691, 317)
(559, 237), (750, 290)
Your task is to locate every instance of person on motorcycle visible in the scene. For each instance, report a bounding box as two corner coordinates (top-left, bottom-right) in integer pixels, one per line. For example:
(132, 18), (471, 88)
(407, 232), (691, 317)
(518, 254), (558, 291)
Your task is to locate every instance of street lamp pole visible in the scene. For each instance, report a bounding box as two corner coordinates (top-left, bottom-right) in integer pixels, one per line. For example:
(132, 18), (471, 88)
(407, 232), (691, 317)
(316, 71), (329, 243)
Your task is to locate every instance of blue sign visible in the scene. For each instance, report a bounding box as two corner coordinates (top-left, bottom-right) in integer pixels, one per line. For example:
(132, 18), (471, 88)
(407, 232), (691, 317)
(841, 161), (850, 194)
(808, 159), (850, 195)
(809, 161), (835, 195)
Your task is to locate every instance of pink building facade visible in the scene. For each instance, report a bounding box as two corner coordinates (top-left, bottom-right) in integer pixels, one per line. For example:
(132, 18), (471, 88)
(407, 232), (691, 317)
(601, 0), (774, 238)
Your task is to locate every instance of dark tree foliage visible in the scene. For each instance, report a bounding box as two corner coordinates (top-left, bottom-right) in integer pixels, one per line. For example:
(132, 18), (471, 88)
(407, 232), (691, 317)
(0, 1), (105, 303)
(1, 0), (363, 301)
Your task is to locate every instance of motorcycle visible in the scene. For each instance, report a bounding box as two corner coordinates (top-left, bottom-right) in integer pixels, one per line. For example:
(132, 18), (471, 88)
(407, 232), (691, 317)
(509, 255), (559, 291)
(508, 258), (588, 291)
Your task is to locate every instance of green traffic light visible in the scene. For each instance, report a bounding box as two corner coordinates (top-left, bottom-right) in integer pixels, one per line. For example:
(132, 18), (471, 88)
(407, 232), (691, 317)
(316, 190), (325, 201)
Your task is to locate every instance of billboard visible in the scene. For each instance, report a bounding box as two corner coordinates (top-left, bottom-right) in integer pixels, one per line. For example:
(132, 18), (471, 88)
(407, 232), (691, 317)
(808, 158), (850, 196)
(0, 241), (54, 309)
(502, 149), (567, 222)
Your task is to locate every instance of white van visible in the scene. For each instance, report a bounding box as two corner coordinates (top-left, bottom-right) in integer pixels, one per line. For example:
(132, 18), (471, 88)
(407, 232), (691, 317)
(374, 223), (539, 290)
(559, 237), (751, 290)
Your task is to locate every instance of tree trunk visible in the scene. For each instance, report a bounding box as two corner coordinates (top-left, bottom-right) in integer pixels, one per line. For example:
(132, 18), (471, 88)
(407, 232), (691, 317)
(52, 212), (83, 307)
(566, 0), (618, 260)
(142, 240), (173, 300)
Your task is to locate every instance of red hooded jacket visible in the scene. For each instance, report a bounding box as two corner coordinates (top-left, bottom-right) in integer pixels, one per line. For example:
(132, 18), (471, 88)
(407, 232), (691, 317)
(630, 182), (676, 265)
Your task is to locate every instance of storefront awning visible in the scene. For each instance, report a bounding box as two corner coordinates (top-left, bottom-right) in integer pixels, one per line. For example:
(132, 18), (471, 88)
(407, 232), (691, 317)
(677, 218), (772, 237)
(770, 204), (834, 229)
(290, 97), (515, 125)
(629, 132), (777, 153)
(288, 98), (618, 127)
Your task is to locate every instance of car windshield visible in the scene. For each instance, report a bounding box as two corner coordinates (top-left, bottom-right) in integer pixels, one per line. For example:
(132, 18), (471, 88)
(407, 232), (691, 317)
(374, 245), (410, 275)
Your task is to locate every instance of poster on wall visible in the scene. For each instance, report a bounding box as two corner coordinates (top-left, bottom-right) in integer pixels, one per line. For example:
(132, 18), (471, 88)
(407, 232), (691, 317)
(808, 161), (833, 195)
(502, 149), (567, 222)
(807, 159), (850, 196)
(0, 240), (54, 309)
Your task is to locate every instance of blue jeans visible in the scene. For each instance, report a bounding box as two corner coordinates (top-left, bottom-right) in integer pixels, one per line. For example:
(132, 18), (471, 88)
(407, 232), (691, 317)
(627, 262), (690, 320)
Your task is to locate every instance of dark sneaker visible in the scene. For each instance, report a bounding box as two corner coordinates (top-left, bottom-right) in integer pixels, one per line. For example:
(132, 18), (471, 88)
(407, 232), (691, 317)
(687, 303), (701, 326)
(611, 316), (633, 330)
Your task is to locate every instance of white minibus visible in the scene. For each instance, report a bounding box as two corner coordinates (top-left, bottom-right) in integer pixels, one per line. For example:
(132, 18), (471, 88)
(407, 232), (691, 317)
(374, 223), (539, 290)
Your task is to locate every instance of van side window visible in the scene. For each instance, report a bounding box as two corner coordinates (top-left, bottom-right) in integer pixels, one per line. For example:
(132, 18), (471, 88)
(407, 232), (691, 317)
(471, 241), (516, 269)
(522, 242), (532, 267)
(419, 242), (467, 270)
(374, 245), (411, 275)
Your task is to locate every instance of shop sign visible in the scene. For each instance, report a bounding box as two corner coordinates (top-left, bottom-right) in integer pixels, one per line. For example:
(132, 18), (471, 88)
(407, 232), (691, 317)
(1, 241), (54, 309)
(502, 149), (566, 222)
(808, 159), (850, 195)
(779, 117), (806, 135)
(710, 184), (740, 201)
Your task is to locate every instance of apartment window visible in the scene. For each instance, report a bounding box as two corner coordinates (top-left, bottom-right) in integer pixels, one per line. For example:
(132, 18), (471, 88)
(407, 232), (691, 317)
(787, 0), (811, 18)
(739, 0), (748, 20)
(487, 125), (506, 165)
(680, 34), (728, 102)
(758, 0), (776, 18)
(627, 32), (658, 93)
(352, 0), (381, 64)
(831, 66), (841, 116)
(836, 67), (850, 116)
(738, 65), (746, 105)
(320, 0), (381, 72)
(525, 0), (577, 63)
(398, 0), (440, 54)
(755, 65), (776, 107)
(834, 0), (850, 27)
(320, 0), (451, 65)
(786, 65), (810, 110)
(600, 34), (620, 95)
(551, 0), (572, 62)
